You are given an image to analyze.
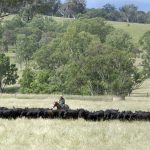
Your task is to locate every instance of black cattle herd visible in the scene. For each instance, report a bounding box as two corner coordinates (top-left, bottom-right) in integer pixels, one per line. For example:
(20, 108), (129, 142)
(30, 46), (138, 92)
(0, 107), (150, 121)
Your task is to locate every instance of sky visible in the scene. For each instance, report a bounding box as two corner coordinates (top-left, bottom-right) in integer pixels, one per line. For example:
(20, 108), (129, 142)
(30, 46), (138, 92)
(62, 0), (150, 12)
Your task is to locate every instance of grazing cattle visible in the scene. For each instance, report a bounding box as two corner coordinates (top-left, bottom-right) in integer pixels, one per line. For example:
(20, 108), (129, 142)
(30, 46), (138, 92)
(0, 107), (149, 121)
(94, 111), (104, 121)
(104, 109), (119, 120)
(43, 109), (54, 118)
(20, 108), (29, 117)
(26, 108), (40, 118)
(117, 111), (134, 121)
(121, 111), (133, 121)
(1, 109), (14, 119)
(117, 111), (125, 120)
(63, 109), (79, 119)
(52, 110), (60, 118)
(78, 109), (90, 120)
(58, 110), (66, 118)
(135, 111), (150, 121)
(11, 108), (23, 119)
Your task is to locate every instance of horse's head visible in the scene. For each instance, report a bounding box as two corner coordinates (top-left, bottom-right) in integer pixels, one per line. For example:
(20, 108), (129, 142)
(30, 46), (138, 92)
(53, 101), (61, 110)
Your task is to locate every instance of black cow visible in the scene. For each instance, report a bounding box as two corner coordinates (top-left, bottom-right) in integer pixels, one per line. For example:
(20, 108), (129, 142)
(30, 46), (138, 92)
(63, 109), (79, 119)
(78, 109), (90, 120)
(87, 111), (104, 121)
(135, 111), (150, 121)
(104, 109), (119, 120)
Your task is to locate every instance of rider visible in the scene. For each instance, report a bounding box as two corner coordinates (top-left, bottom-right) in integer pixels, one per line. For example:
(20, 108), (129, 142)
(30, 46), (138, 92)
(59, 96), (65, 109)
(51, 96), (65, 110)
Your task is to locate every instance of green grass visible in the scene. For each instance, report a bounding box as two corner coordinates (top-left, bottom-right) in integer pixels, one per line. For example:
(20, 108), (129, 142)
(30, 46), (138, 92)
(133, 79), (150, 93)
(52, 16), (75, 22)
(0, 97), (150, 150)
(107, 21), (150, 43)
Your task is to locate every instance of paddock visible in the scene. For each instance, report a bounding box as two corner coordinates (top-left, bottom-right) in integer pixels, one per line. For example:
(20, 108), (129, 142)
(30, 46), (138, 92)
(0, 95), (150, 150)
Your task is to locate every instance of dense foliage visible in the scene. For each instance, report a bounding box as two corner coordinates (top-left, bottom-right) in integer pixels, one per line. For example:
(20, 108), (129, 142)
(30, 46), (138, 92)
(13, 17), (143, 95)
(0, 53), (18, 93)
(82, 4), (150, 24)
(0, 1), (148, 95)
(140, 31), (150, 76)
(0, 1), (150, 24)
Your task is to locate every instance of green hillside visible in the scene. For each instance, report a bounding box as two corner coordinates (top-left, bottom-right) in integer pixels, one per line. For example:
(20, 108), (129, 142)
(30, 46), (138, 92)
(2, 16), (150, 95)
(107, 21), (150, 94)
(2, 15), (150, 43)
(108, 21), (150, 43)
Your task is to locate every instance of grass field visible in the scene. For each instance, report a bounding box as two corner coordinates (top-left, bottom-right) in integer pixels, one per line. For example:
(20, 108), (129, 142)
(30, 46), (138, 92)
(1, 16), (150, 150)
(107, 21), (150, 43)
(0, 96), (150, 150)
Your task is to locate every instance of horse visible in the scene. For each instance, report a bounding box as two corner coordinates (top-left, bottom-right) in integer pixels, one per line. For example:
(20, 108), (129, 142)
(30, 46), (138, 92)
(52, 101), (70, 110)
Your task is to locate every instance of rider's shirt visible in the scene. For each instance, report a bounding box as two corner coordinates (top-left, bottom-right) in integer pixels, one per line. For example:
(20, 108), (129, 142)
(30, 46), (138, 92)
(59, 98), (65, 108)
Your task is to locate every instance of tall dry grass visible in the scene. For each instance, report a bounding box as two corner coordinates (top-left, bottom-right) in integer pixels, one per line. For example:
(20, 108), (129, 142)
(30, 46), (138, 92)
(0, 97), (150, 149)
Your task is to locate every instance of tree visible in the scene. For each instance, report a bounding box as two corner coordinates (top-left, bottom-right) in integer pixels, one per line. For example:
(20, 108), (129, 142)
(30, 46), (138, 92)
(60, 61), (89, 95)
(0, 24), (3, 38)
(0, 53), (18, 93)
(59, 0), (86, 18)
(16, 34), (39, 66)
(139, 31), (150, 76)
(19, 5), (34, 22)
(0, 0), (60, 17)
(0, 0), (23, 16)
(19, 68), (35, 93)
(69, 18), (114, 42)
(146, 11), (150, 23)
(82, 42), (144, 96)
(101, 4), (121, 21)
(136, 11), (147, 23)
(2, 30), (16, 46)
(20, 68), (62, 94)
(27, 15), (46, 31)
(33, 27), (100, 70)
(120, 4), (138, 23)
(3, 16), (24, 30)
(83, 8), (103, 18)
(106, 29), (134, 52)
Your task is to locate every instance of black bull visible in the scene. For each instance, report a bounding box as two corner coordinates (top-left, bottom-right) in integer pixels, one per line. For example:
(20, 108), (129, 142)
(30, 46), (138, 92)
(0, 107), (150, 121)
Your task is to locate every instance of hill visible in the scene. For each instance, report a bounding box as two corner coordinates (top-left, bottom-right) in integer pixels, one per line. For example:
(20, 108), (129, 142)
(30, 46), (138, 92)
(2, 15), (150, 95)
(2, 15), (150, 43)
(107, 21), (150, 95)
(51, 17), (150, 43)
(107, 21), (150, 43)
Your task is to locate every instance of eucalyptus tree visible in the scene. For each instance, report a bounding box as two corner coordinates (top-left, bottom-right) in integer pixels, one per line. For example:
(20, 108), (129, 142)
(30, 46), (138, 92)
(0, 53), (18, 93)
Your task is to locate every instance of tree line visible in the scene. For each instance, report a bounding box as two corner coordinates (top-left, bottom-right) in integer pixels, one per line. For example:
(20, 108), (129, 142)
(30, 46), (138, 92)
(0, 1), (150, 24)
(0, 14), (148, 95)
(82, 4), (150, 24)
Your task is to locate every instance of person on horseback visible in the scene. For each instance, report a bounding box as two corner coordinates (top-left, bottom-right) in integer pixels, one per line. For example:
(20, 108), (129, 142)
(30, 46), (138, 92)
(59, 96), (65, 109)
(51, 96), (69, 110)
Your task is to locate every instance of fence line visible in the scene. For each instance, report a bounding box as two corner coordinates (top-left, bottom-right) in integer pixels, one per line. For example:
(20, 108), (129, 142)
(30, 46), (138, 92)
(0, 93), (149, 99)
(0, 93), (112, 101)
